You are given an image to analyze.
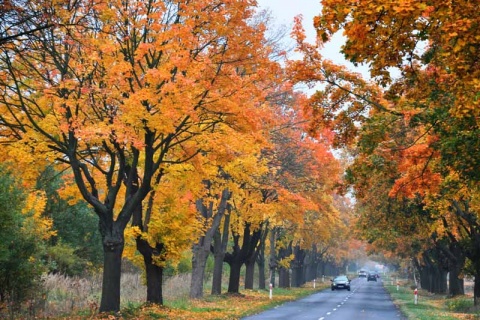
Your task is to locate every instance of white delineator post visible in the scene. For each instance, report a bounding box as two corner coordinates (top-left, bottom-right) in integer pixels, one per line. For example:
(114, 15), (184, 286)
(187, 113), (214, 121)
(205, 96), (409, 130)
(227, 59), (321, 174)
(414, 288), (418, 305)
(269, 283), (273, 300)
(314, 279), (316, 288)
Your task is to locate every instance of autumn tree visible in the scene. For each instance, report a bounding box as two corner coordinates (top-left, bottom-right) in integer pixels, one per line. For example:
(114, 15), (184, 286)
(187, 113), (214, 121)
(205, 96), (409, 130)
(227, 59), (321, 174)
(0, 0), (57, 45)
(288, 0), (479, 301)
(254, 89), (343, 288)
(0, 0), (277, 312)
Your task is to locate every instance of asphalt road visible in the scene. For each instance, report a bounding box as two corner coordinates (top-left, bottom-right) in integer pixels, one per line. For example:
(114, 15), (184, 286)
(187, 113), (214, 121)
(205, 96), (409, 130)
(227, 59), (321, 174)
(242, 277), (406, 320)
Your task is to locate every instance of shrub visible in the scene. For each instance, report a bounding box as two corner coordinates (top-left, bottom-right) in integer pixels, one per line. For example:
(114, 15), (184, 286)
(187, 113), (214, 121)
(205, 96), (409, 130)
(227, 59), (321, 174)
(0, 166), (47, 307)
(445, 297), (472, 312)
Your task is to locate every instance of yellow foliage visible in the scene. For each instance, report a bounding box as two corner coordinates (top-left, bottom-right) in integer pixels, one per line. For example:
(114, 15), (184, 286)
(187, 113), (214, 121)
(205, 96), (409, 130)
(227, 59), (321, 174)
(278, 254), (295, 269)
(21, 190), (56, 240)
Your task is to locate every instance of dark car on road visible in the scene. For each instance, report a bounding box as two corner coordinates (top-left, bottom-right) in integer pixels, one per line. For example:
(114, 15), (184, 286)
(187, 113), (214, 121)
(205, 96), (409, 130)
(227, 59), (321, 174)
(367, 273), (377, 281)
(331, 275), (351, 291)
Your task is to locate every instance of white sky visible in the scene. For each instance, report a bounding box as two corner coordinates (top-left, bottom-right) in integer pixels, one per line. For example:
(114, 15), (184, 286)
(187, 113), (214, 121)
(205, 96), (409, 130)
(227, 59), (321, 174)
(256, 0), (320, 40)
(256, 0), (369, 76)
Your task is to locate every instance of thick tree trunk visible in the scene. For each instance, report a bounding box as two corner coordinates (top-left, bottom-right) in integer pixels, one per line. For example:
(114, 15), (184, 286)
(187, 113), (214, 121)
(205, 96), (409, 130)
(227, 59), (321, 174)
(419, 267), (429, 291)
(449, 271), (464, 296)
(277, 242), (292, 288)
(244, 260), (255, 289)
(190, 244), (210, 299)
(257, 239), (266, 290)
(449, 201), (480, 304)
(291, 245), (305, 287)
(227, 262), (242, 293)
(211, 248), (225, 295)
(278, 267), (290, 288)
(435, 269), (448, 294)
(191, 188), (230, 298)
(99, 231), (124, 312)
(436, 238), (465, 297)
(475, 276), (480, 306)
(472, 250), (480, 306)
(448, 243), (465, 296)
(211, 211), (230, 295)
(268, 228), (277, 288)
(318, 258), (326, 278)
(245, 226), (268, 290)
(145, 258), (163, 304)
(137, 237), (164, 304)
(304, 248), (318, 282)
(224, 222), (263, 294)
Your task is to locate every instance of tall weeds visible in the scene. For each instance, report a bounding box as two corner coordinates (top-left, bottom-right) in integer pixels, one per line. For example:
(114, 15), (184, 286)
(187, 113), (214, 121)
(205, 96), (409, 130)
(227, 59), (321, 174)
(0, 271), (192, 319)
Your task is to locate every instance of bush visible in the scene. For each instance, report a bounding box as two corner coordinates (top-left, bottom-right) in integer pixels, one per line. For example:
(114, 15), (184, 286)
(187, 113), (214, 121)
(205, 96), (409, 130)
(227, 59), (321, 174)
(0, 167), (47, 306)
(46, 242), (89, 276)
(446, 297), (472, 312)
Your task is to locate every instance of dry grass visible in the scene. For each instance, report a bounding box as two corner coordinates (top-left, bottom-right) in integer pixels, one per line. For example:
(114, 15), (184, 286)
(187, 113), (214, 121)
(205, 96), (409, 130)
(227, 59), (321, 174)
(41, 272), (145, 317)
(2, 266), (326, 319)
(163, 273), (191, 301)
(0, 271), (194, 319)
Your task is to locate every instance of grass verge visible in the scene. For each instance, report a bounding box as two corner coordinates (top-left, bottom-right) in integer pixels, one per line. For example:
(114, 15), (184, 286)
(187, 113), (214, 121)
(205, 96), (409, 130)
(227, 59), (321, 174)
(91, 281), (330, 320)
(385, 281), (480, 320)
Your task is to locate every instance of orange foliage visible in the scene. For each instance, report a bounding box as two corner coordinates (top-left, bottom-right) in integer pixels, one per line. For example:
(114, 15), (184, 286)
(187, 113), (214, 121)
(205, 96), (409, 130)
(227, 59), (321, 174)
(315, 0), (480, 116)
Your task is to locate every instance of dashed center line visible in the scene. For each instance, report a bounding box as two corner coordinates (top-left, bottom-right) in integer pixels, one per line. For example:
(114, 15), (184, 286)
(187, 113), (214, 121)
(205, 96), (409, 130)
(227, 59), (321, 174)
(318, 282), (363, 318)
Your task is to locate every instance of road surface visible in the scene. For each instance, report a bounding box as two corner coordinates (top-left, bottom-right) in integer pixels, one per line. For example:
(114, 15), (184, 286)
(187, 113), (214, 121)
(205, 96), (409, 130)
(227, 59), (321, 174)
(242, 277), (405, 320)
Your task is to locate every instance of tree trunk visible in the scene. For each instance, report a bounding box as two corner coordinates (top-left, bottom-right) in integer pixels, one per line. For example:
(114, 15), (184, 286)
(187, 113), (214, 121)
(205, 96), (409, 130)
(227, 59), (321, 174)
(277, 242), (292, 288)
(136, 237), (164, 304)
(122, 165), (165, 305)
(291, 246), (306, 287)
(190, 244), (210, 299)
(211, 210), (230, 295)
(99, 230), (124, 312)
(449, 271), (464, 296)
(278, 267), (290, 288)
(145, 258), (163, 304)
(268, 228), (277, 288)
(211, 247), (225, 295)
(190, 189), (230, 298)
(257, 238), (266, 290)
(318, 258), (326, 278)
(244, 260), (255, 289)
(224, 221), (263, 294)
(474, 276), (480, 306)
(245, 225), (268, 290)
(305, 247), (317, 282)
(228, 261), (242, 293)
(435, 269), (448, 294)
(436, 237), (465, 297)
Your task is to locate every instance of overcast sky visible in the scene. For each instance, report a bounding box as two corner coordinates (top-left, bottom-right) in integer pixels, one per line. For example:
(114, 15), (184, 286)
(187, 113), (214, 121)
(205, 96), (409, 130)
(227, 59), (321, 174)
(256, 0), (369, 76)
(256, 0), (320, 37)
